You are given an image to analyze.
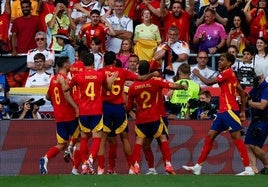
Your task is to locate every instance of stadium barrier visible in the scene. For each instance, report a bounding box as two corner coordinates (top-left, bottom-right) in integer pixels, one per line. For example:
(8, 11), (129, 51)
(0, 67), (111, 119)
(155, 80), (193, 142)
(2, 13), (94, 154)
(0, 120), (267, 175)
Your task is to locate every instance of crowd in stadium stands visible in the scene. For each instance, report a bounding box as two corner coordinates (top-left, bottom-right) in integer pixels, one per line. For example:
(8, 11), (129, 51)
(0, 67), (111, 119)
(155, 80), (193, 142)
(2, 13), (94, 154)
(1, 0), (268, 176)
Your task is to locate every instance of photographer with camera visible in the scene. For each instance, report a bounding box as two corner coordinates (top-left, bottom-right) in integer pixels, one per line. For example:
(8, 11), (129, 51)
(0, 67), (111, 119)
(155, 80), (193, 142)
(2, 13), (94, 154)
(244, 69), (268, 174)
(185, 90), (218, 120)
(12, 97), (45, 119)
(0, 73), (10, 120)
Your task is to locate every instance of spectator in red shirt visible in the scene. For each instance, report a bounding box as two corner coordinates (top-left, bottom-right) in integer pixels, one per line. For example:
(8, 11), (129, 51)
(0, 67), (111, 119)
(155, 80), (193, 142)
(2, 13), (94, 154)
(11, 0), (44, 55)
(38, 0), (55, 32)
(160, 0), (194, 43)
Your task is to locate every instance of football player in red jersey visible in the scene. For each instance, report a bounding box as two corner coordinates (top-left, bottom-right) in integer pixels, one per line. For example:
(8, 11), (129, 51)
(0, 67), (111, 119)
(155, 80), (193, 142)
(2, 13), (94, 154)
(39, 56), (79, 175)
(182, 53), (255, 176)
(97, 51), (159, 174)
(69, 52), (117, 174)
(126, 60), (186, 175)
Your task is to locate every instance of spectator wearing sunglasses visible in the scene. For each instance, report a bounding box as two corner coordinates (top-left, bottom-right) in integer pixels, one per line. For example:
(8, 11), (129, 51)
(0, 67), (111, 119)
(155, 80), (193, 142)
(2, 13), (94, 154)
(27, 31), (55, 75)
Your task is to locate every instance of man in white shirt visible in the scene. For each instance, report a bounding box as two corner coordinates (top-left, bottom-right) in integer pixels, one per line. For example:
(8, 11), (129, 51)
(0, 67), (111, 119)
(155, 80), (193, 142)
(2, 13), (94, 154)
(190, 51), (218, 87)
(25, 53), (52, 88)
(154, 25), (190, 81)
(27, 31), (55, 75)
(105, 0), (133, 53)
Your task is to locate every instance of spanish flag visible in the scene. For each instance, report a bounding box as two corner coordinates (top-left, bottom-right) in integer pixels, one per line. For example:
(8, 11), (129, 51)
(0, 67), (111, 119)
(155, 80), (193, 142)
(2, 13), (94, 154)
(259, 10), (267, 27)
(134, 38), (158, 61)
(123, 0), (138, 19)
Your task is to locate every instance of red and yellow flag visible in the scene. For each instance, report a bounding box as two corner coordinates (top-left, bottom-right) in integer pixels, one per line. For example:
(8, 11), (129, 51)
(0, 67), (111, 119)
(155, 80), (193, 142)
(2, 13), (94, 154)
(123, 0), (138, 19)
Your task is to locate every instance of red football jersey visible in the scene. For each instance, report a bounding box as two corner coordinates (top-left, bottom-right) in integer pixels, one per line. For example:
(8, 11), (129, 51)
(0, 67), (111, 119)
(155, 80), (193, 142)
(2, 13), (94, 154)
(70, 60), (85, 103)
(127, 78), (174, 124)
(11, 15), (44, 53)
(47, 73), (76, 122)
(70, 68), (106, 115)
(100, 66), (138, 104)
(70, 60), (85, 77)
(217, 67), (240, 113)
(79, 22), (108, 52)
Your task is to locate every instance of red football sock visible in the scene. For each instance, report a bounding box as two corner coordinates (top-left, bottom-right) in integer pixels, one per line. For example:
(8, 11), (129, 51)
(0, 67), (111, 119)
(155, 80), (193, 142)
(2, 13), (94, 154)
(197, 136), (213, 164)
(89, 137), (101, 160)
(233, 138), (250, 167)
(98, 155), (105, 169)
(143, 147), (154, 168)
(69, 137), (76, 147)
(46, 146), (60, 160)
(73, 149), (81, 169)
(132, 144), (142, 164)
(160, 141), (171, 162)
(80, 137), (88, 163)
(108, 144), (117, 170)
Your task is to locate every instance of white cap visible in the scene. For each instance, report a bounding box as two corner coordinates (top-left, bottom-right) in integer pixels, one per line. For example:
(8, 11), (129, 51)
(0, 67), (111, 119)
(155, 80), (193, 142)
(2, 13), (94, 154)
(54, 34), (69, 40)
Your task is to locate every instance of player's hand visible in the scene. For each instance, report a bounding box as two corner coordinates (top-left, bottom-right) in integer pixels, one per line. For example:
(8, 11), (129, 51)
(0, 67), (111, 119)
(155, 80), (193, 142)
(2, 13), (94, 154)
(107, 71), (118, 87)
(57, 74), (65, 84)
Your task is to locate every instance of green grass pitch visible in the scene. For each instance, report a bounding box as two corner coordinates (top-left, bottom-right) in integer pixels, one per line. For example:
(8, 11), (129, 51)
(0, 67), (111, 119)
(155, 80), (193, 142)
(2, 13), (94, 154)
(0, 174), (266, 187)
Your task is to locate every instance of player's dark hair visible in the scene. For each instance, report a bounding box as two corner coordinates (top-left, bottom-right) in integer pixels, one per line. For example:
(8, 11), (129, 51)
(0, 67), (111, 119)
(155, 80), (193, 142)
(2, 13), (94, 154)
(81, 53), (94, 67)
(221, 53), (236, 65)
(34, 53), (45, 62)
(115, 59), (122, 68)
(138, 60), (150, 75)
(56, 56), (69, 68)
(77, 45), (89, 59)
(104, 51), (116, 66)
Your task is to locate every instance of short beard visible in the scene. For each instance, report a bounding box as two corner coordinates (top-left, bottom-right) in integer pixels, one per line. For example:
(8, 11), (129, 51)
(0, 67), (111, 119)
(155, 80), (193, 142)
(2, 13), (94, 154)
(22, 10), (31, 16)
(173, 12), (181, 18)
